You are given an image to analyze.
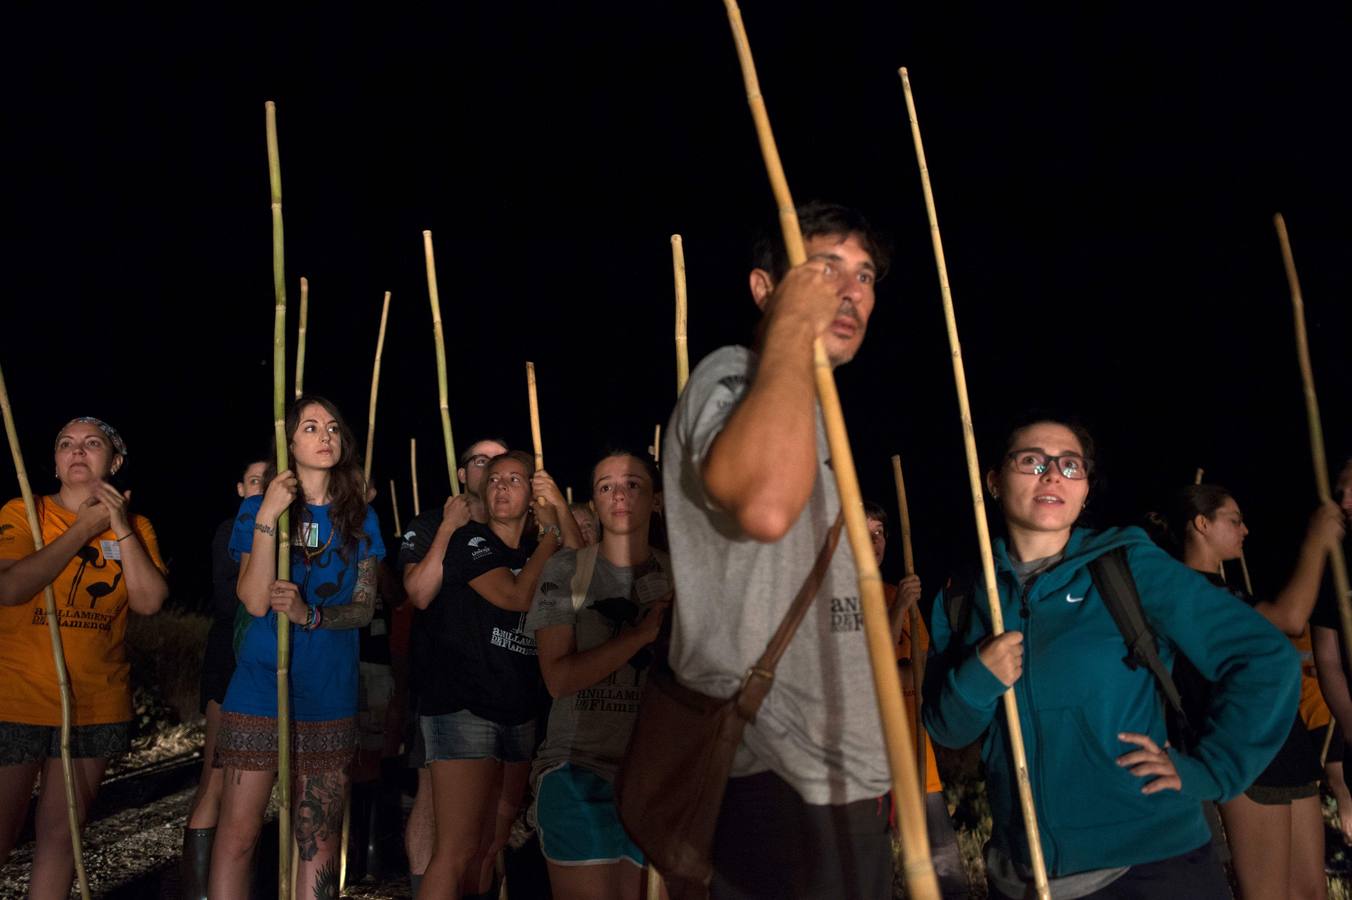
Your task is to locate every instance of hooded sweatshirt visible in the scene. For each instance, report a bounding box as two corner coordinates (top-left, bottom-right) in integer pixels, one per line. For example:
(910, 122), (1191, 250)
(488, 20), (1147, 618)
(923, 526), (1298, 877)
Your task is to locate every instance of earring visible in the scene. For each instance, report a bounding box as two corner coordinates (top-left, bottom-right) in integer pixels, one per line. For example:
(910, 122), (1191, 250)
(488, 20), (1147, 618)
(991, 490), (999, 499)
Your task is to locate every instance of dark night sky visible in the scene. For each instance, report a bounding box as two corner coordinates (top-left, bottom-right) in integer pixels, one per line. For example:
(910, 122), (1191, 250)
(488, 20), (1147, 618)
(4, 3), (1349, 609)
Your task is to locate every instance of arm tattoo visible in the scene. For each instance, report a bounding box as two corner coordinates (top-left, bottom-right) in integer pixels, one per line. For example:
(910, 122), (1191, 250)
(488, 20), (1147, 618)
(320, 557), (376, 630)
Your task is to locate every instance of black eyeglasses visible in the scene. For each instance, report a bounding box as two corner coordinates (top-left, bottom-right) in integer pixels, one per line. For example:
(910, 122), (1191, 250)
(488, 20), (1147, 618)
(1006, 449), (1093, 480)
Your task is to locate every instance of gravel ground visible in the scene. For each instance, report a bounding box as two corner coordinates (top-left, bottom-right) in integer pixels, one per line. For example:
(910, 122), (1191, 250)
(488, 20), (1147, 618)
(0, 787), (195, 899)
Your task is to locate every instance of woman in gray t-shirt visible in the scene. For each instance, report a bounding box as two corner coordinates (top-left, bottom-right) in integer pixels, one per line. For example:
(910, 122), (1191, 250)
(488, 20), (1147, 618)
(526, 451), (671, 899)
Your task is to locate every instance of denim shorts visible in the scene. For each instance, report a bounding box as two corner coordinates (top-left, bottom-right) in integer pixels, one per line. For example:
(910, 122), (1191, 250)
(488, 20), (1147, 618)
(419, 709), (535, 764)
(0, 720), (131, 766)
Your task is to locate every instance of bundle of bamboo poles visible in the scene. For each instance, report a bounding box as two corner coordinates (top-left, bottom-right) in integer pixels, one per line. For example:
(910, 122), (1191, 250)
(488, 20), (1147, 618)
(899, 66), (1050, 896)
(264, 99), (294, 897)
(0, 365), (91, 900)
(720, 3), (938, 896)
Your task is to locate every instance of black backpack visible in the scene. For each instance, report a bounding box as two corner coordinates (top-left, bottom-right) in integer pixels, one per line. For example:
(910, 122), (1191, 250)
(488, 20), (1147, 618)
(942, 547), (1196, 750)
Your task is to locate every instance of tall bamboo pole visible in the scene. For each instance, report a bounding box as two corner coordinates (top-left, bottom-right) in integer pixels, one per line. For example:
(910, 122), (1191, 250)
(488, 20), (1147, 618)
(720, 5), (938, 896)
(1275, 213), (1352, 662)
(526, 360), (544, 470)
(364, 291), (392, 486)
(899, 67), (1049, 897)
(672, 234), (689, 396)
(411, 438), (422, 517)
(1194, 469), (1226, 579)
(649, 424), (662, 465)
(294, 276), (309, 399)
(891, 455), (926, 790)
(422, 231), (460, 495)
(0, 366), (91, 900)
(389, 479), (403, 536)
(265, 99), (294, 898)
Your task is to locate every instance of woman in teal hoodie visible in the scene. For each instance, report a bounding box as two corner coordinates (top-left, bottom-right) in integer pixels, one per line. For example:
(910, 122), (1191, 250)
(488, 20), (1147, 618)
(923, 418), (1300, 899)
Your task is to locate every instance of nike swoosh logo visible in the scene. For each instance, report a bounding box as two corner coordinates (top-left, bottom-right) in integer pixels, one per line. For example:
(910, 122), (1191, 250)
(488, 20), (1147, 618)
(1066, 594), (1085, 603)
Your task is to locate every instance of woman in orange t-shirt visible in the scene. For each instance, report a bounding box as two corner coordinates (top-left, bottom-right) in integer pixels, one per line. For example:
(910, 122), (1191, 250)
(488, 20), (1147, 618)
(0, 417), (168, 899)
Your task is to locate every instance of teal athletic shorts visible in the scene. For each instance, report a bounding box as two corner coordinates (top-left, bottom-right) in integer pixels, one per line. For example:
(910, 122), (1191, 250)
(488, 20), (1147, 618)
(536, 763), (645, 867)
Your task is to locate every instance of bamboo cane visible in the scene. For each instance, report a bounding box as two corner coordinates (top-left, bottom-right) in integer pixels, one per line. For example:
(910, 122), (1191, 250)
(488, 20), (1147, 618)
(526, 361), (544, 471)
(1194, 469), (1226, 580)
(0, 366), (91, 900)
(566, 486), (573, 505)
(649, 423), (662, 464)
(1275, 213), (1352, 666)
(389, 479), (403, 536)
(899, 66), (1049, 897)
(265, 99), (294, 898)
(294, 276), (309, 399)
(720, 5), (937, 896)
(411, 438), (421, 516)
(672, 234), (689, 396)
(891, 455), (926, 791)
(1322, 716), (1338, 767)
(422, 231), (460, 495)
(364, 291), (392, 486)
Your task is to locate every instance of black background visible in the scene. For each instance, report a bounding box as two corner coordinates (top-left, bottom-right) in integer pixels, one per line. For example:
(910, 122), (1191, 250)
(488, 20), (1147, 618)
(5, 3), (1348, 608)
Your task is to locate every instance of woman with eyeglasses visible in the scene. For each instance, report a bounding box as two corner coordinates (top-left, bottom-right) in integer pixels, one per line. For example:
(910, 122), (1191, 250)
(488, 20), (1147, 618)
(1150, 483), (1344, 900)
(208, 395), (386, 900)
(924, 416), (1301, 899)
(0, 417), (168, 900)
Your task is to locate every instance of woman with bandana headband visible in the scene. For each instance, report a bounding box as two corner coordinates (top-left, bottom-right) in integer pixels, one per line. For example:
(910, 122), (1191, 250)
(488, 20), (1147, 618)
(0, 416), (168, 899)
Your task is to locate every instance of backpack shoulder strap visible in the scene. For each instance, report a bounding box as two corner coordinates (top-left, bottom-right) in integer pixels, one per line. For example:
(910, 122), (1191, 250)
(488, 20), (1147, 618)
(943, 569), (977, 647)
(1088, 546), (1190, 728)
(570, 544), (600, 612)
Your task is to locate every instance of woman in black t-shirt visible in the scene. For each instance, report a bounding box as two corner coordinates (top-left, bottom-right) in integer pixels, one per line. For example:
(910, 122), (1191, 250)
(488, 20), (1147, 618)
(1151, 483), (1345, 900)
(407, 451), (581, 900)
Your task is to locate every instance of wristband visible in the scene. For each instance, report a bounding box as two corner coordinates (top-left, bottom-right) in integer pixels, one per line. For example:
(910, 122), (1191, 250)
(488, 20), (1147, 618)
(114, 532), (133, 542)
(542, 524), (562, 544)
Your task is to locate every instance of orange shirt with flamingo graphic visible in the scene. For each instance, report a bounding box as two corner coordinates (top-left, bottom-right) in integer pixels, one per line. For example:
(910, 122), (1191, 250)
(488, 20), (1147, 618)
(0, 497), (165, 726)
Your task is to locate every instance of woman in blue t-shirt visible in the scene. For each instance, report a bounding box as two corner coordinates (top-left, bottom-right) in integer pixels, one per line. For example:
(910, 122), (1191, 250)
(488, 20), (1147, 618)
(208, 395), (385, 899)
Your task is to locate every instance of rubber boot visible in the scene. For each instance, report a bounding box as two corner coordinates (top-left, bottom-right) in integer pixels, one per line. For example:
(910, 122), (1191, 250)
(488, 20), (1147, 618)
(179, 826), (214, 900)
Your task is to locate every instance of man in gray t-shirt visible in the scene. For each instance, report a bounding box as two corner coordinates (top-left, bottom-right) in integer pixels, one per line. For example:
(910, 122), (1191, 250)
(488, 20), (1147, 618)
(662, 203), (895, 899)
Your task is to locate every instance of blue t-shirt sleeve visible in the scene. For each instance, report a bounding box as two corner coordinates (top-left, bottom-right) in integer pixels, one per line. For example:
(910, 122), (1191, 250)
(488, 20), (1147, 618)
(228, 495), (265, 562)
(359, 506), (386, 562)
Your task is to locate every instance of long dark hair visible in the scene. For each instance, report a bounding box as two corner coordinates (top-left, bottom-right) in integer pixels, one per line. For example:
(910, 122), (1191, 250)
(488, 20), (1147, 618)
(266, 394), (368, 556)
(1144, 483), (1232, 559)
